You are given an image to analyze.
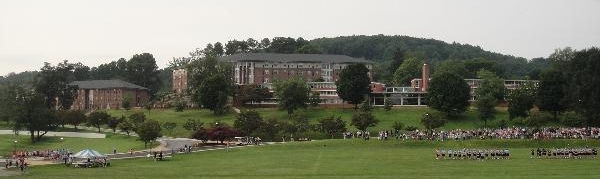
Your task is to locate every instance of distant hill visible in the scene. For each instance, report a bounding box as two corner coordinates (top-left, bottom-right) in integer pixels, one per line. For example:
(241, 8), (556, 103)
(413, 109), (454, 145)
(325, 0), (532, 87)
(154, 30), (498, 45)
(309, 35), (535, 82)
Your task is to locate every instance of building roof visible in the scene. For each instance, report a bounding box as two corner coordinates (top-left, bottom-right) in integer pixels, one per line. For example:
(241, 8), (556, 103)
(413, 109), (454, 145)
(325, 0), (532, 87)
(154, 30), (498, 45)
(70, 80), (148, 90)
(219, 53), (372, 64)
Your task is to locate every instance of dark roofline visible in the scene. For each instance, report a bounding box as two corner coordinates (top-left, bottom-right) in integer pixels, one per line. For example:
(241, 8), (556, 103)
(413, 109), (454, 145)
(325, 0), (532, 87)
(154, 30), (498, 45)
(218, 53), (373, 64)
(70, 80), (148, 90)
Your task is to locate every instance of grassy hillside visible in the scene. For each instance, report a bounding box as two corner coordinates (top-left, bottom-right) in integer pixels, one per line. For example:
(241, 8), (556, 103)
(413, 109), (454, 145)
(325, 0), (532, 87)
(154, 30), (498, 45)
(106, 107), (510, 138)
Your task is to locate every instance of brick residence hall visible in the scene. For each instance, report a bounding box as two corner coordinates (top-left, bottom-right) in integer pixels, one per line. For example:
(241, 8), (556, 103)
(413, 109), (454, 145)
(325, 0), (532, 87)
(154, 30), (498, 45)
(70, 80), (149, 110)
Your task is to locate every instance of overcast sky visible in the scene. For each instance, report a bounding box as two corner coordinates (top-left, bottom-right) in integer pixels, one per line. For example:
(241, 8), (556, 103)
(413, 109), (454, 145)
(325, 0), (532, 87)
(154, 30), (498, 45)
(1, 0), (599, 76)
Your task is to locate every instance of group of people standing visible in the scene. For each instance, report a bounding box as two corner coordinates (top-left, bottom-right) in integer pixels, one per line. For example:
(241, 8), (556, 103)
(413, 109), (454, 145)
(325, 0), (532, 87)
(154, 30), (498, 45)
(531, 147), (598, 159)
(435, 148), (511, 160)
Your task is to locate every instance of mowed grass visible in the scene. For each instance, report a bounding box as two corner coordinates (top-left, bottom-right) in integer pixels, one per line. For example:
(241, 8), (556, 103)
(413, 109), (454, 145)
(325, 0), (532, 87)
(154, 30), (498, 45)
(8, 139), (600, 179)
(0, 134), (153, 156)
(106, 107), (507, 138)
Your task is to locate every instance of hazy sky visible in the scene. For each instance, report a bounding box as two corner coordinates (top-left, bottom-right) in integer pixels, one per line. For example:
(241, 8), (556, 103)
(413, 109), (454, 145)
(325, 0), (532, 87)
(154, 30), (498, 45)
(1, 0), (599, 76)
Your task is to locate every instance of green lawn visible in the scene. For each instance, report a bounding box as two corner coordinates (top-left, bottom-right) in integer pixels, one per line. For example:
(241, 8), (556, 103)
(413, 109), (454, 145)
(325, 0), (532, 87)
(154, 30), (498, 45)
(106, 107), (509, 138)
(0, 134), (153, 157)
(7, 139), (600, 179)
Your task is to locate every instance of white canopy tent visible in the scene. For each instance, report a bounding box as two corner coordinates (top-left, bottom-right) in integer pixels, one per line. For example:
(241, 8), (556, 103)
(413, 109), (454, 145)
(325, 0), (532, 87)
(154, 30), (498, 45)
(72, 149), (106, 158)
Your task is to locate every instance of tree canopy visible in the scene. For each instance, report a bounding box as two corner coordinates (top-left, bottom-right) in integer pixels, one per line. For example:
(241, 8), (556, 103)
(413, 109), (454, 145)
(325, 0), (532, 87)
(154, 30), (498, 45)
(273, 78), (310, 115)
(187, 57), (234, 115)
(335, 63), (371, 108)
(426, 72), (470, 117)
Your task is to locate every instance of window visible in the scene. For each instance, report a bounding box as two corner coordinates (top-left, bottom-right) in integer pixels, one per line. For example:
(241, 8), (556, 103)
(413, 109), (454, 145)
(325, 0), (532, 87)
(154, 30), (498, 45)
(274, 70), (279, 75)
(264, 70), (270, 75)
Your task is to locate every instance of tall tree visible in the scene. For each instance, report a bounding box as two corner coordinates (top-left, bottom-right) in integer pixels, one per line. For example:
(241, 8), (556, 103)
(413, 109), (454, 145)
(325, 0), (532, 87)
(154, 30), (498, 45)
(137, 119), (162, 148)
(507, 82), (536, 119)
(273, 78), (310, 115)
(336, 63), (371, 109)
(34, 61), (78, 109)
(536, 69), (567, 121)
(474, 70), (505, 127)
(87, 111), (110, 132)
(567, 47), (600, 126)
(12, 89), (57, 142)
(126, 53), (161, 97)
(393, 57), (423, 86)
(427, 72), (470, 117)
(234, 110), (264, 136)
(188, 57), (234, 115)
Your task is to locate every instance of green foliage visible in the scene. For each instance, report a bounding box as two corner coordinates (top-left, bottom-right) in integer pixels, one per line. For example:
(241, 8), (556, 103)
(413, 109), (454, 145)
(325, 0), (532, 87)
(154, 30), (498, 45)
(383, 98), (392, 112)
(137, 119), (162, 148)
(475, 95), (497, 128)
(523, 111), (552, 128)
(474, 69), (503, 127)
(350, 102), (379, 132)
(392, 121), (404, 131)
(86, 111), (111, 132)
(173, 99), (186, 112)
(128, 112), (147, 130)
(122, 95), (132, 110)
(183, 119), (203, 132)
(60, 109), (86, 129)
(318, 115), (346, 139)
(273, 78), (310, 115)
(421, 111), (447, 130)
(405, 125), (418, 131)
(188, 57), (234, 115)
(308, 91), (321, 107)
(560, 111), (585, 127)
(126, 53), (161, 97)
(12, 89), (58, 142)
(435, 60), (469, 78)
(163, 122), (177, 136)
(335, 63), (371, 108)
(567, 47), (600, 126)
(239, 84), (272, 105)
(34, 61), (79, 109)
(476, 69), (505, 101)
(117, 120), (134, 136)
(427, 72), (470, 116)
(234, 110), (264, 136)
(463, 58), (503, 78)
(507, 82), (537, 119)
(261, 118), (282, 141)
(536, 69), (566, 121)
(393, 57), (423, 86)
(107, 116), (123, 133)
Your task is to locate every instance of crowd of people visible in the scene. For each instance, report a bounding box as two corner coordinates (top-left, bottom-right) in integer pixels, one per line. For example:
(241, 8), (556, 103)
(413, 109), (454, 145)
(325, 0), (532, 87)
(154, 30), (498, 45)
(343, 127), (600, 141)
(531, 147), (598, 159)
(434, 148), (511, 160)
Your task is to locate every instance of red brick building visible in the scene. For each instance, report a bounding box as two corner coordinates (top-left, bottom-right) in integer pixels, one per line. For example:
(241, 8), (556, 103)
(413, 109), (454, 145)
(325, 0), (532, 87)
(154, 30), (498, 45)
(70, 80), (149, 110)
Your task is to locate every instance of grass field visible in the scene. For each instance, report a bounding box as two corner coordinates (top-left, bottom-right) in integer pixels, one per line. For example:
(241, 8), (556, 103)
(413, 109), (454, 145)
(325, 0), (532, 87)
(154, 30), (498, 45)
(0, 134), (154, 157)
(6, 139), (600, 179)
(106, 107), (511, 138)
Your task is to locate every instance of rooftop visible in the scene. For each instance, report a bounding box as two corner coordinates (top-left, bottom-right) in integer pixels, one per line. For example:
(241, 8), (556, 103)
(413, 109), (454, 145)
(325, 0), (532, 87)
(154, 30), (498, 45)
(219, 53), (372, 64)
(70, 80), (148, 90)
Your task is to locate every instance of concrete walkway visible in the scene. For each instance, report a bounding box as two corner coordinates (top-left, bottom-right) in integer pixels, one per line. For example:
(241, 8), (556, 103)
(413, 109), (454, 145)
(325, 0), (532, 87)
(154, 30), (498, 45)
(0, 130), (105, 138)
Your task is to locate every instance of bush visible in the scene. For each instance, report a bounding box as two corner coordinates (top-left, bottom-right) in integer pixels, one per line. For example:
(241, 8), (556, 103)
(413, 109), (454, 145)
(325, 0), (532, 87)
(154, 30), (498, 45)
(405, 126), (418, 131)
(523, 111), (552, 128)
(561, 111), (585, 127)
